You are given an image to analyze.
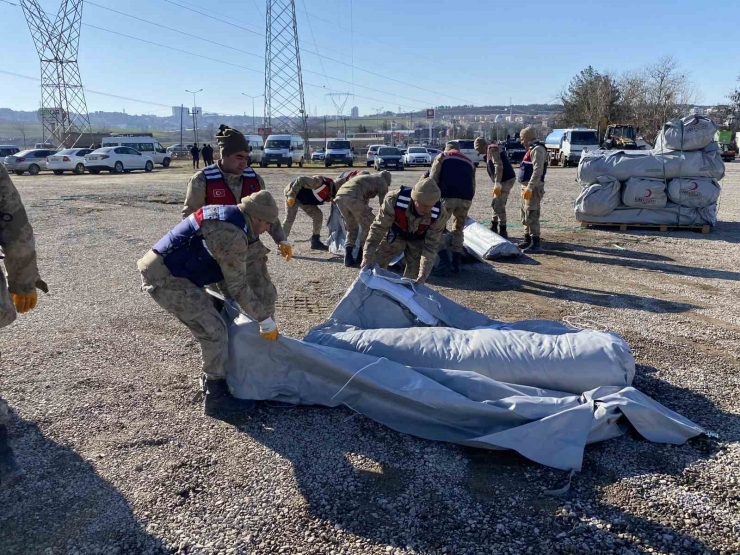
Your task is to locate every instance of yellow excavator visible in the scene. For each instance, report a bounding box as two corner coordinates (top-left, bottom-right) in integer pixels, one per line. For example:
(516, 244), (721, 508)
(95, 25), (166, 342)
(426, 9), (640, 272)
(597, 117), (638, 150)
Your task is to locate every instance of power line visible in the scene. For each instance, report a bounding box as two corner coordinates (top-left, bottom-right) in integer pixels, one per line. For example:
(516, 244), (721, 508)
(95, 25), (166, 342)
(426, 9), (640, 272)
(298, 0), (329, 88)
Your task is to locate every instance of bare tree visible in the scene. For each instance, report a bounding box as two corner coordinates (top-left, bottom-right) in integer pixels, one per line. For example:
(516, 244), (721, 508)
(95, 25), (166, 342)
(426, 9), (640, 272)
(15, 121), (28, 149)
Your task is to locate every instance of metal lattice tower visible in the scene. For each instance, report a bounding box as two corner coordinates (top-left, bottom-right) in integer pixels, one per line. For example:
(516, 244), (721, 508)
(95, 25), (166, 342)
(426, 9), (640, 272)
(264, 0), (307, 138)
(326, 92), (350, 119)
(21, 0), (91, 148)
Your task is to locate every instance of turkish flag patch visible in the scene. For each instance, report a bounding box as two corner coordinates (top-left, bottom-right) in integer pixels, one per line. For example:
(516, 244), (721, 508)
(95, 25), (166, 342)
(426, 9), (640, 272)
(213, 189), (226, 197)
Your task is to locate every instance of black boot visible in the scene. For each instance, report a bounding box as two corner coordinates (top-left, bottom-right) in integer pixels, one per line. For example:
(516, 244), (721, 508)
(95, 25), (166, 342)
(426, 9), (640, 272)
(498, 224), (509, 240)
(432, 249), (452, 277)
(523, 236), (542, 254)
(451, 252), (461, 274)
(489, 220), (498, 232)
(519, 233), (532, 250)
(355, 247), (364, 267)
(0, 424), (23, 488)
(344, 246), (355, 267)
(310, 234), (329, 251)
(203, 378), (256, 418)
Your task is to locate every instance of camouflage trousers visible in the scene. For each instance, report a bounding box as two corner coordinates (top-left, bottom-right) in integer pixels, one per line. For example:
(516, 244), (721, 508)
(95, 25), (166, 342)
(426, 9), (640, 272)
(491, 178), (516, 225)
(520, 183), (545, 237)
(374, 236), (424, 279)
(141, 273), (229, 380)
(440, 198), (472, 253)
(282, 200), (323, 238)
(334, 197), (375, 249)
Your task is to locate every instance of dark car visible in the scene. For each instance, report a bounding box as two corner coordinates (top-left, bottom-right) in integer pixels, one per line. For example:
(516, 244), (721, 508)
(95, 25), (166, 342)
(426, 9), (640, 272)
(374, 146), (404, 171)
(500, 138), (526, 164)
(426, 148), (442, 159)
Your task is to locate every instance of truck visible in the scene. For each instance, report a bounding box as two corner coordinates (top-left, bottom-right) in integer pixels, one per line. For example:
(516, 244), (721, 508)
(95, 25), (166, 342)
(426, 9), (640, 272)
(544, 128), (600, 167)
(716, 130), (737, 162)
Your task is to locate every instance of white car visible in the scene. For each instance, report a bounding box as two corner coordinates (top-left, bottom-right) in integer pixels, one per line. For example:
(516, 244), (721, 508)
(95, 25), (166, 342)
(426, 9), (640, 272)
(403, 147), (432, 167)
(365, 144), (384, 167)
(84, 146), (154, 174)
(47, 148), (94, 175)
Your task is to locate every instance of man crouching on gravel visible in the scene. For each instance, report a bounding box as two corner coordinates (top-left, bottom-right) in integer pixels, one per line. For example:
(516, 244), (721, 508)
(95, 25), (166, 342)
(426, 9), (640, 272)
(0, 165), (48, 487)
(137, 191), (281, 418)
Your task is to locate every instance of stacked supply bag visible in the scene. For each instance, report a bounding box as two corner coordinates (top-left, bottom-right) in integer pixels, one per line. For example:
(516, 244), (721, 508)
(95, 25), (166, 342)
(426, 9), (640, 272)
(575, 115), (723, 227)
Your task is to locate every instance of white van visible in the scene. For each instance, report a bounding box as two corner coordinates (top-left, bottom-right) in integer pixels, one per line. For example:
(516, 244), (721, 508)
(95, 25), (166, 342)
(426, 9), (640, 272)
(244, 135), (264, 165)
(454, 139), (482, 167)
(261, 134), (305, 168)
(324, 139), (354, 168)
(102, 135), (171, 167)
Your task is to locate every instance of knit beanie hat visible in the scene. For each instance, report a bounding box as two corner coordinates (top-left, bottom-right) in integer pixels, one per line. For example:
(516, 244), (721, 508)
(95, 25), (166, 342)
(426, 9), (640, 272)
(216, 124), (249, 157)
(380, 170), (392, 187)
(411, 177), (441, 204)
(520, 126), (537, 142)
(241, 190), (279, 223)
(474, 137), (487, 151)
(445, 140), (459, 151)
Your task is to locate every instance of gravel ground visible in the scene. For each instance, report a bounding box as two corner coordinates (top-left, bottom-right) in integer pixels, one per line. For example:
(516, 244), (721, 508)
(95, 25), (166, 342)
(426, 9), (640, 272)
(1, 160), (739, 555)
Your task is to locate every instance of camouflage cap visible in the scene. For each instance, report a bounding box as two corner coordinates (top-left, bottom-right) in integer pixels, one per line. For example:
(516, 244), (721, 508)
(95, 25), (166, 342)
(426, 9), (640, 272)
(520, 126), (537, 142)
(242, 190), (279, 223)
(474, 137), (487, 151)
(445, 141), (459, 151)
(411, 177), (440, 205)
(379, 170), (392, 186)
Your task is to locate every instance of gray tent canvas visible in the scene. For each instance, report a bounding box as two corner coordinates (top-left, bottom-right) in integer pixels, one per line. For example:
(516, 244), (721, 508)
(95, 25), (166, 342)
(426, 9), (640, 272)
(224, 268), (703, 471)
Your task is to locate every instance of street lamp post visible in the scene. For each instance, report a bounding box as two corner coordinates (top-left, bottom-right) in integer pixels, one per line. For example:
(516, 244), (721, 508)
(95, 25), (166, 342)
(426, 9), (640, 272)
(186, 89), (203, 143)
(242, 93), (264, 133)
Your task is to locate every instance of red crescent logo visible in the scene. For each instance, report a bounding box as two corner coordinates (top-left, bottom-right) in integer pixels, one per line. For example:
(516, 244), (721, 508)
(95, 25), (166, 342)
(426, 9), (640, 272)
(645, 189), (652, 198)
(689, 182), (699, 191)
(213, 189), (225, 197)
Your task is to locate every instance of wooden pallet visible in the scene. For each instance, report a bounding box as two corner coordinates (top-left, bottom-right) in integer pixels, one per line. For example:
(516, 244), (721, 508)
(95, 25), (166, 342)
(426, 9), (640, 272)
(580, 221), (711, 234)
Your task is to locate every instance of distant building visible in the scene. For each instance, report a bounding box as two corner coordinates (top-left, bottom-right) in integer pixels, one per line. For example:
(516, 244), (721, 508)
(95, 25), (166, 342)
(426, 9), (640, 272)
(351, 106), (359, 118)
(172, 106), (187, 117)
(690, 107), (705, 116)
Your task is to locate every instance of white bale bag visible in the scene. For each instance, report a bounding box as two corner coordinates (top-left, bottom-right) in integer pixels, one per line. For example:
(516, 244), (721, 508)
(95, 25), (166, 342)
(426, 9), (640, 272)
(654, 116), (718, 152)
(622, 177), (667, 209)
(574, 176), (621, 217)
(667, 178), (721, 208)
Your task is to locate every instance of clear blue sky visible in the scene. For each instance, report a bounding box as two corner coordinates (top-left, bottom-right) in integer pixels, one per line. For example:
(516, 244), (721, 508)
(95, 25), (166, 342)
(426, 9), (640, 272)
(0, 0), (735, 116)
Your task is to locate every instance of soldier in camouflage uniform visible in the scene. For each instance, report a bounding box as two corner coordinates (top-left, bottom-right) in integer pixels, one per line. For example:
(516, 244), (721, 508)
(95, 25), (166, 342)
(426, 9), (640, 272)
(481, 138), (517, 239)
(0, 164), (47, 487)
(428, 141), (477, 274)
(182, 125), (293, 262)
(517, 126), (548, 253)
(334, 171), (392, 267)
(138, 191), (281, 418)
(361, 178), (446, 284)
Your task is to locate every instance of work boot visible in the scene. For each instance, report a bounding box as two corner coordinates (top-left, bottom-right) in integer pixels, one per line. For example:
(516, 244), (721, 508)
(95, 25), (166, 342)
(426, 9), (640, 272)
(519, 233), (532, 250)
(523, 236), (542, 254)
(489, 220), (497, 232)
(202, 378), (256, 418)
(0, 424), (23, 488)
(498, 224), (509, 240)
(310, 234), (329, 251)
(432, 249), (452, 277)
(355, 247), (364, 267)
(451, 252), (462, 275)
(344, 246), (355, 267)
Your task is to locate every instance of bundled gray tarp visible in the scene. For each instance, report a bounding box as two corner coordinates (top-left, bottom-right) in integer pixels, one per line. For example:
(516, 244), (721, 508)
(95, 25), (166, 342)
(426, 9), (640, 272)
(654, 115), (718, 152)
(574, 176), (622, 216)
(223, 268), (703, 471)
(577, 143), (725, 185)
(576, 202), (717, 226)
(326, 203), (361, 258)
(622, 177), (668, 209)
(462, 217), (521, 260)
(667, 177), (721, 208)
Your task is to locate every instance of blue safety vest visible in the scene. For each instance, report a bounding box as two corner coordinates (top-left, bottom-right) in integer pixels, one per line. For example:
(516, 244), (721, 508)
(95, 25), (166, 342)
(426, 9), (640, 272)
(518, 142), (548, 184)
(152, 205), (249, 287)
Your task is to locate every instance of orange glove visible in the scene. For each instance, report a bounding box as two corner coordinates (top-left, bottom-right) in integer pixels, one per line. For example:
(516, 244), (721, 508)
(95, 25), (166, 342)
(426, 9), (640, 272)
(522, 189), (533, 201)
(11, 293), (37, 313)
(493, 184), (502, 197)
(286, 197), (296, 208)
(278, 241), (293, 262)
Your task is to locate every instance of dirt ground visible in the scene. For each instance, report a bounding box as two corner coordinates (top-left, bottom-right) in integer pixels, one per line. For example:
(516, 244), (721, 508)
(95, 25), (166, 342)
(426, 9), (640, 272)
(1, 159), (739, 554)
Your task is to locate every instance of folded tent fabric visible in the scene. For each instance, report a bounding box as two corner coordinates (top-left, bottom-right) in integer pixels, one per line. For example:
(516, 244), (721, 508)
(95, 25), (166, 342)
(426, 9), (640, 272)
(574, 176), (622, 216)
(575, 202), (717, 226)
(222, 268), (704, 471)
(667, 178), (721, 208)
(622, 177), (668, 209)
(654, 115), (718, 152)
(461, 217), (521, 260)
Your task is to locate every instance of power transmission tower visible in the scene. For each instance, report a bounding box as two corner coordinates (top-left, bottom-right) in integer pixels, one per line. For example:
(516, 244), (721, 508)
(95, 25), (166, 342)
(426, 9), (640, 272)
(264, 0), (307, 139)
(326, 92), (350, 138)
(21, 0), (92, 148)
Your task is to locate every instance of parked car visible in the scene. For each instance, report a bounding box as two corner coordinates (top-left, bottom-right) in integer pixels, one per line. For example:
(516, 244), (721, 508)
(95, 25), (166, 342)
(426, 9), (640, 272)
(47, 148), (94, 175)
(311, 148), (325, 162)
(84, 147), (154, 174)
(101, 136), (171, 168)
(455, 139), (481, 166)
(403, 146), (432, 167)
(166, 143), (193, 158)
(426, 148), (442, 159)
(374, 146), (404, 171)
(0, 145), (20, 159)
(500, 138), (526, 164)
(3, 148), (57, 175)
(365, 144), (384, 167)
(324, 140), (354, 167)
(244, 135), (264, 165)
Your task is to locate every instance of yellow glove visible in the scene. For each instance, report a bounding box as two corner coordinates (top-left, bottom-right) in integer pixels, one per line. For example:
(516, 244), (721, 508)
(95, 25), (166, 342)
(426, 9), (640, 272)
(259, 318), (279, 341)
(11, 293), (37, 313)
(278, 241), (293, 262)
(522, 189), (533, 201)
(287, 197), (296, 208)
(493, 184), (502, 197)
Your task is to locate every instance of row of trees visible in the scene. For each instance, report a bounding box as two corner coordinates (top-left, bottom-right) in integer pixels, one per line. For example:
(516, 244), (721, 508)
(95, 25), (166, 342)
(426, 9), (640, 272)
(558, 56), (698, 142)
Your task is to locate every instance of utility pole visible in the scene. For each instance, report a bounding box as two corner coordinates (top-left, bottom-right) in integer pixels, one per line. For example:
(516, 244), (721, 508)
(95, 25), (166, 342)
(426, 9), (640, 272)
(324, 115), (327, 141)
(186, 88), (202, 143)
(242, 93), (264, 133)
(180, 104), (184, 151)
